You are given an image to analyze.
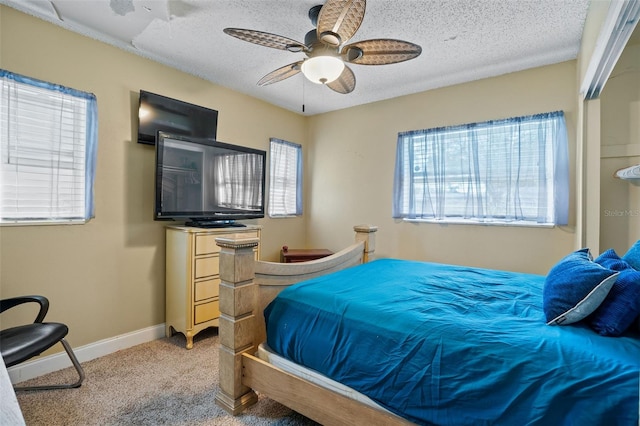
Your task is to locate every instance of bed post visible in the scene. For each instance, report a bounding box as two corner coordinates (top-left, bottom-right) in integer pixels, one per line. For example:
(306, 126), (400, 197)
(214, 225), (377, 416)
(214, 236), (260, 415)
(354, 224), (377, 262)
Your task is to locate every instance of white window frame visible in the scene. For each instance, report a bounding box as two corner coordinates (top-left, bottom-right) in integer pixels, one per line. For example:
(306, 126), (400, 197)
(0, 70), (98, 225)
(393, 111), (569, 227)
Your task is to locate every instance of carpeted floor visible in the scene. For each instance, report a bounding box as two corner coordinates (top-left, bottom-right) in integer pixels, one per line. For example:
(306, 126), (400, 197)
(15, 328), (319, 426)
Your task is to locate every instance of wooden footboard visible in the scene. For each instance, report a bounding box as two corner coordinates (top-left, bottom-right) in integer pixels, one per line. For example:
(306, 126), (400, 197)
(214, 225), (378, 419)
(241, 352), (412, 426)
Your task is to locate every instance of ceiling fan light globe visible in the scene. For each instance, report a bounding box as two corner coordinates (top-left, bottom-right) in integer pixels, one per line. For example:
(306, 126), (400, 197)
(301, 56), (345, 84)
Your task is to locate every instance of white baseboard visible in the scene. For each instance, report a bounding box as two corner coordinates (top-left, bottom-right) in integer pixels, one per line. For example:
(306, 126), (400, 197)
(7, 323), (166, 384)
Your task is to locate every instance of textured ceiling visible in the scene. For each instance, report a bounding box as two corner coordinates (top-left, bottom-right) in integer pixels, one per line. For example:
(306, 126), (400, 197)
(3, 0), (592, 115)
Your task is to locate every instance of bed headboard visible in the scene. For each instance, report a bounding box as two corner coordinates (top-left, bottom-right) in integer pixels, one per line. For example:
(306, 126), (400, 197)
(214, 225), (377, 415)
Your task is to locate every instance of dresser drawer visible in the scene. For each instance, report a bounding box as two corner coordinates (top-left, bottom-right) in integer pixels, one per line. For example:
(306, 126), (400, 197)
(194, 300), (219, 324)
(195, 234), (221, 255)
(194, 255), (219, 278)
(195, 231), (260, 256)
(194, 278), (220, 302)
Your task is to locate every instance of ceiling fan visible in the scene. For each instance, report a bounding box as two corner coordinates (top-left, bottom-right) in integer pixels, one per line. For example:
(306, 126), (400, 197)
(223, 0), (422, 94)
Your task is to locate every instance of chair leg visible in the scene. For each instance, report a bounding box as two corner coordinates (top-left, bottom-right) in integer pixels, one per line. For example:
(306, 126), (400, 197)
(14, 339), (85, 391)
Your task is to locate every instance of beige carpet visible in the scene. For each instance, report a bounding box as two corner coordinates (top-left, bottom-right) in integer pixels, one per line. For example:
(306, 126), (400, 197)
(15, 328), (319, 426)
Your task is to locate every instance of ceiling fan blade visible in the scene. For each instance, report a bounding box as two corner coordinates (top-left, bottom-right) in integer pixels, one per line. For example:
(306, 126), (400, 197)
(224, 28), (307, 52)
(326, 65), (356, 94)
(257, 61), (304, 86)
(342, 39), (422, 65)
(317, 0), (366, 47)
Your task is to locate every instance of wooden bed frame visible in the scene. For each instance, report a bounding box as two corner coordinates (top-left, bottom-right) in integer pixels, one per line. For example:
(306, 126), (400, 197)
(213, 225), (412, 425)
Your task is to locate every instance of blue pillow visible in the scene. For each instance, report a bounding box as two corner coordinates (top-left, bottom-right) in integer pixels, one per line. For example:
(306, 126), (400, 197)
(622, 240), (640, 270)
(589, 249), (640, 336)
(543, 249), (619, 325)
(595, 248), (629, 271)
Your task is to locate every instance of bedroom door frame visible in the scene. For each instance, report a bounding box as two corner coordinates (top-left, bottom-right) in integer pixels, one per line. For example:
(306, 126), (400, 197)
(577, 0), (639, 252)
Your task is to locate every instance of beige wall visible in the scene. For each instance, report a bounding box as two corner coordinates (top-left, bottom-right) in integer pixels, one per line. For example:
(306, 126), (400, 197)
(600, 32), (640, 252)
(0, 7), (308, 345)
(307, 61), (577, 274)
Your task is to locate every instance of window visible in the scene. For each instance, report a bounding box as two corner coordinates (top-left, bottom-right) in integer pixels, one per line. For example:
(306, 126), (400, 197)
(0, 70), (98, 225)
(269, 138), (302, 217)
(393, 111), (569, 226)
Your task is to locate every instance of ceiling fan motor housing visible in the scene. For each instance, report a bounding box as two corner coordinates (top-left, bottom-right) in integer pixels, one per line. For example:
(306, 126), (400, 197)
(304, 29), (319, 47)
(308, 4), (323, 26)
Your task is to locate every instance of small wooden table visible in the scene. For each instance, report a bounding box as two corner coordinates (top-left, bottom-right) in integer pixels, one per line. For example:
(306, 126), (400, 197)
(280, 247), (333, 263)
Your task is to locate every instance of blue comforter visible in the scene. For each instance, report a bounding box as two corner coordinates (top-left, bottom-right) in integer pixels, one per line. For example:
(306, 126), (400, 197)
(264, 258), (640, 425)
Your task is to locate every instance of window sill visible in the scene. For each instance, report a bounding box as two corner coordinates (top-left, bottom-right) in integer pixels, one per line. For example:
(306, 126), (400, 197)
(402, 218), (555, 228)
(0, 219), (89, 227)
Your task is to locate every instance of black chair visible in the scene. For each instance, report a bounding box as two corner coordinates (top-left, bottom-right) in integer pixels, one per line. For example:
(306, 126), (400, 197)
(0, 295), (85, 391)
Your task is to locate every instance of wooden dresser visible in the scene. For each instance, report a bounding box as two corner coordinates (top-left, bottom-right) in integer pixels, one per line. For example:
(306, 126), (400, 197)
(165, 225), (261, 349)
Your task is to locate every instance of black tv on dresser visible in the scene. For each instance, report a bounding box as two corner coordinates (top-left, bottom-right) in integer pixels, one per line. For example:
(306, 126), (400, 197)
(154, 132), (266, 228)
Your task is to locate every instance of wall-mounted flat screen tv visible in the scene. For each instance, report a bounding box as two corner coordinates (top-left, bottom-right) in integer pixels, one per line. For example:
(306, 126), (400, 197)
(137, 90), (218, 145)
(154, 132), (266, 228)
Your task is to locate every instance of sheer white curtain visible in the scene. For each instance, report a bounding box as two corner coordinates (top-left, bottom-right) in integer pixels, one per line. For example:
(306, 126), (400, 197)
(0, 70), (98, 224)
(393, 111), (569, 225)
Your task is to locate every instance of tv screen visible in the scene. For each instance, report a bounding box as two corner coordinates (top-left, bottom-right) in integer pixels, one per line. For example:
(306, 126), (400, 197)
(137, 90), (218, 145)
(154, 132), (266, 227)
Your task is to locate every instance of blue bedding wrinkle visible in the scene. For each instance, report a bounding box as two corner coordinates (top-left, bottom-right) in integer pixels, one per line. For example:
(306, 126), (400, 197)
(264, 258), (640, 426)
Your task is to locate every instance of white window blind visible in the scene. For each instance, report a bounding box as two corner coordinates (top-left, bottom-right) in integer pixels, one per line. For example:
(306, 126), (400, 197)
(393, 111), (569, 226)
(0, 70), (98, 224)
(269, 138), (302, 217)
